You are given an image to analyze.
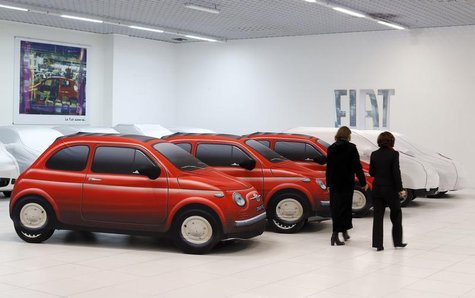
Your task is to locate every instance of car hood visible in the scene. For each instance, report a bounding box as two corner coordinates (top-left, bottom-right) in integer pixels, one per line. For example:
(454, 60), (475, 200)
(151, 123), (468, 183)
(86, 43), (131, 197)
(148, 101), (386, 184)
(0, 145), (20, 178)
(271, 160), (324, 178)
(177, 167), (251, 191)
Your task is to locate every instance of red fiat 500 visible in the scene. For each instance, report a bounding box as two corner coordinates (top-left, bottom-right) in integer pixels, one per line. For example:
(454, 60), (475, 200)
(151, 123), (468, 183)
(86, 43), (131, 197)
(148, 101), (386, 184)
(163, 133), (330, 233)
(246, 133), (373, 216)
(10, 134), (266, 254)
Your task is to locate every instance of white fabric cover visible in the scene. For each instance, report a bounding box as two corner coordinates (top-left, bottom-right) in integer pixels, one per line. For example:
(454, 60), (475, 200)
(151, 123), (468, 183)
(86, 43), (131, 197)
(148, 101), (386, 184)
(54, 126), (119, 136)
(0, 142), (20, 191)
(114, 124), (173, 138)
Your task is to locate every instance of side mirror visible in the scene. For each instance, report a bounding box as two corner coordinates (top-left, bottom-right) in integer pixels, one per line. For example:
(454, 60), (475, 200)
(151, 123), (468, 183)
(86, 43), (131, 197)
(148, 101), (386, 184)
(313, 155), (327, 165)
(239, 159), (256, 171)
(141, 166), (161, 180)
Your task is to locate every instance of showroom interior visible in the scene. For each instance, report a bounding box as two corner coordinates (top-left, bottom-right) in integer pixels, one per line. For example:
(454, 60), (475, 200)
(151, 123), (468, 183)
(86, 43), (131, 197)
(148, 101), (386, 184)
(1, 0), (475, 297)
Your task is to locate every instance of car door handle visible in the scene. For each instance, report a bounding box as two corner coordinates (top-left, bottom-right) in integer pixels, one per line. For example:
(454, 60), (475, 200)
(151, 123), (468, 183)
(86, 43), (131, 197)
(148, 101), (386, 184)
(88, 177), (102, 182)
(231, 163), (239, 166)
(304, 158), (313, 161)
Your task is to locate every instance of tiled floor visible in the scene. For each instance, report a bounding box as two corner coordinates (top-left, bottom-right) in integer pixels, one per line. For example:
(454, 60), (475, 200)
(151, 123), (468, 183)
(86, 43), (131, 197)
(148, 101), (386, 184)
(1, 189), (475, 297)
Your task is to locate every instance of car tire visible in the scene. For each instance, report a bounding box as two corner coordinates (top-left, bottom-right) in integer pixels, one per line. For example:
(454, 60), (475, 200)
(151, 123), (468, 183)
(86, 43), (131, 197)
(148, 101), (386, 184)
(352, 187), (372, 217)
(12, 196), (55, 243)
(2, 191), (12, 198)
(400, 189), (413, 207)
(172, 208), (221, 254)
(268, 192), (307, 234)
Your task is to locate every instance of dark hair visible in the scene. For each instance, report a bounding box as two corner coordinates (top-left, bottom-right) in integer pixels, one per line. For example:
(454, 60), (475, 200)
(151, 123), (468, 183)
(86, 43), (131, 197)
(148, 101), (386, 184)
(335, 126), (351, 141)
(377, 131), (395, 148)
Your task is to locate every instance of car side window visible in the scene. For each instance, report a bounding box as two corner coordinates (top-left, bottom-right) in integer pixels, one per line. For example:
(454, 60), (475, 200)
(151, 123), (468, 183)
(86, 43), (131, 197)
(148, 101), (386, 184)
(92, 146), (157, 176)
(175, 142), (192, 153)
(46, 145), (89, 171)
(257, 140), (270, 147)
(196, 144), (252, 166)
(275, 141), (324, 161)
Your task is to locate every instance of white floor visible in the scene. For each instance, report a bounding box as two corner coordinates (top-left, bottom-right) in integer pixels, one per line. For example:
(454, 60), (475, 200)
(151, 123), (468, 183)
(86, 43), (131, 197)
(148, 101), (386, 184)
(1, 190), (475, 297)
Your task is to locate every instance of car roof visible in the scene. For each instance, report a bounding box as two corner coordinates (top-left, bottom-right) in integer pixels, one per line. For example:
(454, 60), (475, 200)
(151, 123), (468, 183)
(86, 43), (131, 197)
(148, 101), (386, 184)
(162, 133), (244, 141)
(245, 132), (320, 141)
(57, 133), (163, 145)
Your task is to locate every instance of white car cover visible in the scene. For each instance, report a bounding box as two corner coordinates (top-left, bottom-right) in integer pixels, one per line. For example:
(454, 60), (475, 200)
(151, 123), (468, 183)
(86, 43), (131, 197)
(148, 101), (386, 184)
(53, 125), (119, 136)
(114, 124), (173, 138)
(357, 130), (465, 192)
(169, 126), (216, 133)
(0, 126), (63, 173)
(285, 127), (440, 194)
(0, 142), (20, 194)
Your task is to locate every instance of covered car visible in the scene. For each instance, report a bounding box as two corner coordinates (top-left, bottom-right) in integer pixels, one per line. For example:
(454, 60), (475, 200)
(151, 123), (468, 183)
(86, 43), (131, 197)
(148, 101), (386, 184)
(53, 125), (119, 136)
(114, 124), (173, 138)
(286, 127), (440, 206)
(169, 126), (216, 133)
(357, 130), (465, 196)
(0, 142), (20, 197)
(0, 126), (63, 173)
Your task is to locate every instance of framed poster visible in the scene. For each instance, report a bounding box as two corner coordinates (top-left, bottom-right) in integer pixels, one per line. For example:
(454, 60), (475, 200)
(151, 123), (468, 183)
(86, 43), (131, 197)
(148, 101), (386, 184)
(13, 38), (88, 124)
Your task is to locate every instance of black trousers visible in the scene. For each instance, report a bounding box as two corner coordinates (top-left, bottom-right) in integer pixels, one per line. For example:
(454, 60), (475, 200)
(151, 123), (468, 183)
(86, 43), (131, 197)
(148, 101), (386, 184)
(372, 186), (403, 248)
(330, 190), (353, 233)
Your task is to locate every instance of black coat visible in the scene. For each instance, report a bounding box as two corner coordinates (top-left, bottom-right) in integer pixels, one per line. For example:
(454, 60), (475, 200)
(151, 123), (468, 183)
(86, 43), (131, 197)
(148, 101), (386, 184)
(369, 148), (403, 191)
(326, 140), (366, 192)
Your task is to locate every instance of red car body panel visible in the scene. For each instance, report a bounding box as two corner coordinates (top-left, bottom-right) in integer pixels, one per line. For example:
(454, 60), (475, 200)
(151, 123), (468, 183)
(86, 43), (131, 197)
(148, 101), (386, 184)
(163, 134), (330, 218)
(247, 133), (374, 188)
(10, 135), (266, 238)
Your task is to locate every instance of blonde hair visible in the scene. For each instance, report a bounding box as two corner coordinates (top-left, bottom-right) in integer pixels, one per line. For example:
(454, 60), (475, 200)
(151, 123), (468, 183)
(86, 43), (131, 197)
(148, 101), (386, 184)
(335, 126), (351, 141)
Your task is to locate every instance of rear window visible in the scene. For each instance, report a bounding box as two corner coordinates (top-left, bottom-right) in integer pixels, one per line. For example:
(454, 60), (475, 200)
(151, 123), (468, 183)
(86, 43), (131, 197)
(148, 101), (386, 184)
(46, 145), (89, 171)
(153, 142), (206, 171)
(244, 139), (287, 163)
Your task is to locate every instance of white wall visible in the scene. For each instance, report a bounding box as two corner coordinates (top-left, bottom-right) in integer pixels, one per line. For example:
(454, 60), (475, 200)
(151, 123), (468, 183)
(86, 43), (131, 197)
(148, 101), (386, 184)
(175, 26), (475, 186)
(0, 20), (110, 126)
(111, 35), (176, 126)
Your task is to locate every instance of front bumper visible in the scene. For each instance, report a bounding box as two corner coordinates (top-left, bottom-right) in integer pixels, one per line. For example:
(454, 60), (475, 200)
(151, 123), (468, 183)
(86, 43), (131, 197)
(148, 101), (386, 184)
(225, 212), (267, 239)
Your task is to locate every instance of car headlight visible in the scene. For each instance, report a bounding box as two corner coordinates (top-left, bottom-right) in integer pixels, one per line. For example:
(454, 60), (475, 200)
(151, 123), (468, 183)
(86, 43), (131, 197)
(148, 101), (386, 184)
(316, 178), (327, 190)
(233, 192), (246, 207)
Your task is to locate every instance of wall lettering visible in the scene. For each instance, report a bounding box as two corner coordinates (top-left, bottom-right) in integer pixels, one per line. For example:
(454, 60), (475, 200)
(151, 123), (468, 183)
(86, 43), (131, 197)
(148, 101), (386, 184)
(334, 89), (395, 129)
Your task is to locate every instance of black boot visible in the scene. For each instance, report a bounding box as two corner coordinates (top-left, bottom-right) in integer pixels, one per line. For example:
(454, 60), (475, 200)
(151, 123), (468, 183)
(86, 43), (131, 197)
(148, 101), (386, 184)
(342, 230), (350, 241)
(331, 232), (345, 246)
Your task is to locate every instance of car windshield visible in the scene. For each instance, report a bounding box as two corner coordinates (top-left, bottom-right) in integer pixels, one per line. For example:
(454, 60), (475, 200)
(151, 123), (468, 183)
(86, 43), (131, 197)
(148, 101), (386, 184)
(317, 139), (330, 148)
(244, 139), (287, 163)
(153, 142), (207, 171)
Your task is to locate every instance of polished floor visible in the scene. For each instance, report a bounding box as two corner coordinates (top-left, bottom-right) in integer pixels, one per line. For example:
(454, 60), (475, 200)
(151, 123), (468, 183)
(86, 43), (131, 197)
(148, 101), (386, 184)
(1, 190), (475, 297)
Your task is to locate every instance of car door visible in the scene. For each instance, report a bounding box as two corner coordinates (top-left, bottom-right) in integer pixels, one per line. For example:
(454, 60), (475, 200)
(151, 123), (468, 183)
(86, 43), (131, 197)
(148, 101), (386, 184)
(274, 141), (327, 172)
(195, 143), (264, 194)
(82, 145), (168, 226)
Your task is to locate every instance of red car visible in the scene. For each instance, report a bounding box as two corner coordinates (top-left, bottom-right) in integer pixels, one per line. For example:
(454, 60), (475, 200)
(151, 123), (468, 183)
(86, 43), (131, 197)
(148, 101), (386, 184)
(163, 133), (330, 233)
(10, 134), (266, 254)
(246, 133), (373, 216)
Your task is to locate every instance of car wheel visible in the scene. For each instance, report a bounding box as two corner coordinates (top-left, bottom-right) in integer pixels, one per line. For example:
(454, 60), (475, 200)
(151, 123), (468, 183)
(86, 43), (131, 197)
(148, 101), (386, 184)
(427, 191), (448, 198)
(400, 189), (414, 207)
(12, 197), (55, 243)
(172, 208), (221, 254)
(269, 193), (307, 233)
(2, 191), (12, 198)
(352, 187), (372, 217)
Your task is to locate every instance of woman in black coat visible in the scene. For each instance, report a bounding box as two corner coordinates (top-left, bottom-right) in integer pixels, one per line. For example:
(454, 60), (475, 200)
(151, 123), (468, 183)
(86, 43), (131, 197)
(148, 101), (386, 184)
(326, 126), (367, 246)
(369, 131), (407, 251)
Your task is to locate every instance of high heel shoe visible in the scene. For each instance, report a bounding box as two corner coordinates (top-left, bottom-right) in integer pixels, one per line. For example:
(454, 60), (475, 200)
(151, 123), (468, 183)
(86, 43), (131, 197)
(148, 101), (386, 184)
(376, 247), (384, 251)
(342, 231), (350, 241)
(331, 232), (345, 246)
(394, 243), (407, 248)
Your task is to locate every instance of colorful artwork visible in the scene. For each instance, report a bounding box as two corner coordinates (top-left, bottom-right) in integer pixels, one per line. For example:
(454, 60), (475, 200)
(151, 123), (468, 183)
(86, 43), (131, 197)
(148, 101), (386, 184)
(14, 39), (88, 124)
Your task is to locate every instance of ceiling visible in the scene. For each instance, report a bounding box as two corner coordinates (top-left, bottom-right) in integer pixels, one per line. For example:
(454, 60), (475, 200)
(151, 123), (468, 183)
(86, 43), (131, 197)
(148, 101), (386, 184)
(1, 0), (475, 43)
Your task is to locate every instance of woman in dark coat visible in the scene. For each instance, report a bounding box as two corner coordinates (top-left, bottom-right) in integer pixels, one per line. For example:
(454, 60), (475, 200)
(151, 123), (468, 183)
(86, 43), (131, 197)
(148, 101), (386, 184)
(326, 126), (367, 246)
(369, 131), (407, 251)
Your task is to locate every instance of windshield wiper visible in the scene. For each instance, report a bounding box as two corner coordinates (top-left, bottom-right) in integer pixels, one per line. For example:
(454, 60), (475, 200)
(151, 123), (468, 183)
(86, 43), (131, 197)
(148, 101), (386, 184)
(180, 165), (202, 170)
(270, 157), (286, 162)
